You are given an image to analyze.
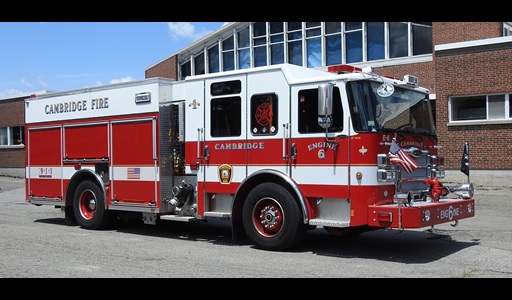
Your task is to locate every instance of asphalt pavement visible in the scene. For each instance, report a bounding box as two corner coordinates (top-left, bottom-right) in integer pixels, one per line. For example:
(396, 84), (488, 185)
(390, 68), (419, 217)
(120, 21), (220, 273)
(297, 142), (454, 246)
(1, 175), (511, 278)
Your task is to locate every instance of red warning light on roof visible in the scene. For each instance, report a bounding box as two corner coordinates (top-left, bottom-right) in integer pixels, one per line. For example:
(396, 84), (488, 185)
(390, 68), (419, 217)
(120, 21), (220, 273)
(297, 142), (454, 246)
(327, 64), (362, 74)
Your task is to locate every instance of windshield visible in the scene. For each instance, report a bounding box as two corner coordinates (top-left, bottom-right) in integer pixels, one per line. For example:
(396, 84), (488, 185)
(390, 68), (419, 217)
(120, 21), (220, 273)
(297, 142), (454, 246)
(346, 80), (436, 137)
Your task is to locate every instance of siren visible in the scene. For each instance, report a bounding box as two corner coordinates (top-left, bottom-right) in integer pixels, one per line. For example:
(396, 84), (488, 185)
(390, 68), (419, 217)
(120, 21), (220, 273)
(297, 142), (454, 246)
(446, 182), (475, 199)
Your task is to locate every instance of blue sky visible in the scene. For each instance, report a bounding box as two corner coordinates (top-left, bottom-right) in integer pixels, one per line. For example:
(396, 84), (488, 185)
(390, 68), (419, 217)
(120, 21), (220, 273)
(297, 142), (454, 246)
(0, 22), (227, 99)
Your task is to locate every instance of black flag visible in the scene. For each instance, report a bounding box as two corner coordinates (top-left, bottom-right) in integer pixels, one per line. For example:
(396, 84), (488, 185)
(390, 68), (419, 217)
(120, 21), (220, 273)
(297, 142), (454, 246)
(460, 142), (469, 176)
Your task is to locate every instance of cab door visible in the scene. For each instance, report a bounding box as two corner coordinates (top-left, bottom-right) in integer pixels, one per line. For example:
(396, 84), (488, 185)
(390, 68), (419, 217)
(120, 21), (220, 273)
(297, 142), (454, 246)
(200, 75), (247, 213)
(289, 84), (350, 199)
(245, 69), (291, 177)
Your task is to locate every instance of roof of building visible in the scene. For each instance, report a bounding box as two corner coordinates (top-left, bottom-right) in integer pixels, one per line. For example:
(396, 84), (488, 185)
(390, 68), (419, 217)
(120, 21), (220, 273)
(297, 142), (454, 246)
(0, 90), (54, 102)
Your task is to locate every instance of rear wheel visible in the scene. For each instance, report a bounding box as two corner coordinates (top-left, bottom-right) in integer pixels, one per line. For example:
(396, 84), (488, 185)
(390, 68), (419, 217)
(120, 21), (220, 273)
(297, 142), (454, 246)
(243, 182), (306, 251)
(73, 180), (112, 230)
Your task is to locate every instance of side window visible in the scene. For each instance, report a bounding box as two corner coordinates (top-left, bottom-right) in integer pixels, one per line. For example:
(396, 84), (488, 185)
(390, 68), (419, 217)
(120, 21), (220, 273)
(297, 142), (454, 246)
(210, 96), (241, 137)
(251, 94), (278, 135)
(211, 80), (241, 96)
(210, 80), (242, 137)
(298, 87), (343, 133)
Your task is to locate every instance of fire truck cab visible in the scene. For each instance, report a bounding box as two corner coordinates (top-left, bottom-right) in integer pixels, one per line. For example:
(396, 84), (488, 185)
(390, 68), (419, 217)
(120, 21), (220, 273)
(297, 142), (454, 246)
(25, 63), (475, 251)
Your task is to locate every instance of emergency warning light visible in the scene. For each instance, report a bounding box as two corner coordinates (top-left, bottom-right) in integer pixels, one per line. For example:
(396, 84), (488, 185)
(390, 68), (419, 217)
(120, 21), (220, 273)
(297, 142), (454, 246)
(327, 64), (362, 74)
(403, 75), (419, 87)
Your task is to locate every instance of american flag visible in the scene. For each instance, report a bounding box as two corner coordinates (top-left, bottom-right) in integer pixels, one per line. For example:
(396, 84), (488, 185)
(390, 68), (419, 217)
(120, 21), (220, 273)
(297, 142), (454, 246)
(389, 138), (418, 174)
(127, 167), (140, 179)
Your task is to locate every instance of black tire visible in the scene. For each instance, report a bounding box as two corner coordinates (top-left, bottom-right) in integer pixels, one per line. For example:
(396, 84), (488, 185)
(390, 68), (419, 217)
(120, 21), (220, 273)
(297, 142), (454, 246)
(243, 182), (306, 251)
(73, 180), (112, 230)
(64, 205), (77, 226)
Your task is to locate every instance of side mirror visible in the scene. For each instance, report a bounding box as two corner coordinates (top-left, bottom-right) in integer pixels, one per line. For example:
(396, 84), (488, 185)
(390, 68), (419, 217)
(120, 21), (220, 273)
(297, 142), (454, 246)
(318, 84), (333, 116)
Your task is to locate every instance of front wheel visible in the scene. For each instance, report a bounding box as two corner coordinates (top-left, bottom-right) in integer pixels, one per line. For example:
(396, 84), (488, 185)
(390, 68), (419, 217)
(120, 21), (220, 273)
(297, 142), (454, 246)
(243, 182), (306, 251)
(73, 180), (112, 230)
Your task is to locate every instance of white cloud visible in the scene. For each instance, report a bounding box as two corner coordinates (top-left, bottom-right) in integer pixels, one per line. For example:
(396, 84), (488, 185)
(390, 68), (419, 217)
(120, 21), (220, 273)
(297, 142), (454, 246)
(0, 89), (24, 99)
(167, 22), (215, 41)
(20, 78), (33, 89)
(78, 77), (135, 89)
(109, 76), (135, 84)
(18, 75), (47, 91)
(36, 75), (48, 88)
(90, 81), (104, 87)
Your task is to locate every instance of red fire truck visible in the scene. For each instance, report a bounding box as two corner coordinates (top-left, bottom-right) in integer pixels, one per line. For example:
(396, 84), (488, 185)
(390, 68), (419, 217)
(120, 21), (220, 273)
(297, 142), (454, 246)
(24, 63), (475, 251)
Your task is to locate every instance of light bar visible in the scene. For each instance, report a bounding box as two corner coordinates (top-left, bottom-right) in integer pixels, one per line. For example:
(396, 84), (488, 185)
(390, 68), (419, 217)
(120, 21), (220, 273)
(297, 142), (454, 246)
(328, 64), (362, 74)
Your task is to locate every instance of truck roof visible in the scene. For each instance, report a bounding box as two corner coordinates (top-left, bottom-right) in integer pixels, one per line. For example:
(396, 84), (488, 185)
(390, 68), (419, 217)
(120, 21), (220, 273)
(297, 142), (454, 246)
(184, 63), (338, 85)
(184, 63), (430, 93)
(26, 77), (175, 101)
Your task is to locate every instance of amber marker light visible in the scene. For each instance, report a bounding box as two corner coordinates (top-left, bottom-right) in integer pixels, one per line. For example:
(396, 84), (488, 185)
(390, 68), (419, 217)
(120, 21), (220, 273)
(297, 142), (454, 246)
(356, 172), (363, 180)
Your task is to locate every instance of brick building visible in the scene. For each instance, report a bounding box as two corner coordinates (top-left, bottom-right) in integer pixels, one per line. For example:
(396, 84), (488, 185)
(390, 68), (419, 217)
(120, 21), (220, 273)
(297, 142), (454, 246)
(0, 96), (26, 169)
(146, 22), (512, 172)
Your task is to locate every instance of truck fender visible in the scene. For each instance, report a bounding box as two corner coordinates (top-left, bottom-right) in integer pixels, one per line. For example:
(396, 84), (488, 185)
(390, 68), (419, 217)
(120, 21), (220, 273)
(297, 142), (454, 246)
(65, 169), (106, 209)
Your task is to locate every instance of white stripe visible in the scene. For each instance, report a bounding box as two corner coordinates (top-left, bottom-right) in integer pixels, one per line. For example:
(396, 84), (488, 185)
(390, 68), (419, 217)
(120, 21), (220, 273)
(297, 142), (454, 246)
(112, 167), (158, 181)
(27, 166), (158, 181)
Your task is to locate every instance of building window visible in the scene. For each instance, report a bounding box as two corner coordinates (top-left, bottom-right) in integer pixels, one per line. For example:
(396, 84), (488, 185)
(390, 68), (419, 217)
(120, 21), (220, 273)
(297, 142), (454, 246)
(450, 94), (511, 122)
(0, 127), (6, 145)
(287, 22), (303, 66)
(238, 27), (251, 69)
(194, 52), (205, 75)
(488, 94), (507, 119)
(510, 95), (512, 118)
(269, 22), (284, 65)
(0, 126), (24, 146)
(306, 22), (322, 67)
(503, 22), (512, 36)
(345, 22), (363, 63)
(325, 22), (342, 66)
(412, 22), (433, 55)
(222, 36), (235, 71)
(208, 44), (220, 73)
(367, 22), (385, 61)
(389, 22), (409, 58)
(179, 22), (432, 77)
(253, 22), (268, 67)
(180, 60), (191, 80)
